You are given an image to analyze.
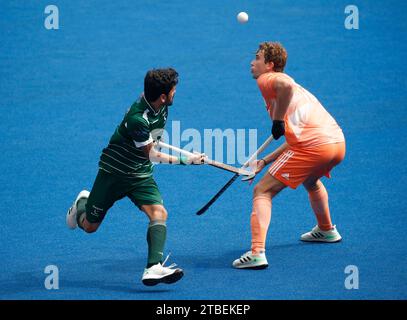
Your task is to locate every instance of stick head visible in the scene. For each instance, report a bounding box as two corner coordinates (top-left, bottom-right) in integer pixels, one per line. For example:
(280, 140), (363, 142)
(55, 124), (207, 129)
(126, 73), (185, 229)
(238, 168), (255, 176)
(241, 173), (256, 181)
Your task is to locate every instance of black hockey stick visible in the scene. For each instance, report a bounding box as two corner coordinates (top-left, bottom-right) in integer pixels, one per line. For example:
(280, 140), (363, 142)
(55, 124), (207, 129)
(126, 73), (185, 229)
(196, 135), (274, 215)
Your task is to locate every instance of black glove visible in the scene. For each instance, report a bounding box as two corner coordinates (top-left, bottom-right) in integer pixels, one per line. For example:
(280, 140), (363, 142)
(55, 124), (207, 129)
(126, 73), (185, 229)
(272, 120), (285, 140)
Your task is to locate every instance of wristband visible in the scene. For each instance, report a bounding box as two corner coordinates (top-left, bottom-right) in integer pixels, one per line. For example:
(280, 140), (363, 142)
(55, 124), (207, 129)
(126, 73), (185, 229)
(272, 120), (285, 140)
(178, 156), (188, 165)
(260, 158), (267, 166)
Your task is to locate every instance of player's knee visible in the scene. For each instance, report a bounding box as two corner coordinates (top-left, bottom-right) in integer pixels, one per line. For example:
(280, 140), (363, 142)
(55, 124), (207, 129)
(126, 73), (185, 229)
(304, 179), (322, 192)
(253, 184), (264, 197)
(307, 184), (319, 192)
(253, 183), (277, 198)
(151, 207), (168, 221)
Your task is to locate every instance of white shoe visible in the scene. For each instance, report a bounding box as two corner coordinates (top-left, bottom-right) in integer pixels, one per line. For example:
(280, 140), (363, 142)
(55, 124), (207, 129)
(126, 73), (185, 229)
(300, 225), (342, 242)
(232, 250), (268, 269)
(142, 254), (184, 286)
(66, 190), (90, 229)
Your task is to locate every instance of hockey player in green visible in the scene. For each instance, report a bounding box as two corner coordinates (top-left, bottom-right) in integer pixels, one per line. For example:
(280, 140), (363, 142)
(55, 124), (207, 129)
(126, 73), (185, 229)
(66, 68), (205, 286)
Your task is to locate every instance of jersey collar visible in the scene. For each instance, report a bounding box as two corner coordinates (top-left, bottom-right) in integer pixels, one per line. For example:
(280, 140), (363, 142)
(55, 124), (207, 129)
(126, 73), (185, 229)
(142, 95), (160, 116)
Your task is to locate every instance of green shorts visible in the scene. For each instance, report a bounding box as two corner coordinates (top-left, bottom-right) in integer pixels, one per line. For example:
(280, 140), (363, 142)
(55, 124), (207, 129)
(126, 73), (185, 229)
(85, 169), (163, 223)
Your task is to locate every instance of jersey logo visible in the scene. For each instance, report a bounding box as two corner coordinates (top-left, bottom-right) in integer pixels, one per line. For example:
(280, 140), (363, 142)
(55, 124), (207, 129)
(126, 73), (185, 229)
(281, 173), (290, 180)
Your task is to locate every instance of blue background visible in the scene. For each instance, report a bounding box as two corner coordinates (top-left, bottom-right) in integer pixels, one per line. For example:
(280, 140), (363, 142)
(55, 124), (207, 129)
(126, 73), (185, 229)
(0, 0), (406, 299)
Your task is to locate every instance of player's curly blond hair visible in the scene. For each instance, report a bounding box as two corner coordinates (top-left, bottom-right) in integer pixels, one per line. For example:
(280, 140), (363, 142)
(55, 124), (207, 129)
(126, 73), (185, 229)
(258, 42), (287, 72)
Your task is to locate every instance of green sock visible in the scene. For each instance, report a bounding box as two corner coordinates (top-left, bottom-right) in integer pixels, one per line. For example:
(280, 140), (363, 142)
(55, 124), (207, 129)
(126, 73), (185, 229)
(76, 198), (87, 228)
(146, 221), (167, 268)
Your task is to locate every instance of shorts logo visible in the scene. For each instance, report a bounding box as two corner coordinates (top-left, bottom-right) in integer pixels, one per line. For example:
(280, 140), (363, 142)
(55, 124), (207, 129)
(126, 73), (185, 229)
(281, 173), (290, 180)
(90, 205), (104, 217)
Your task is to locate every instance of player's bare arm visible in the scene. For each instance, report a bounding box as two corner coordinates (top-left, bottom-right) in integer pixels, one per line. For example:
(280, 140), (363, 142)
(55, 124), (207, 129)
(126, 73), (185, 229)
(143, 142), (205, 165)
(270, 77), (293, 140)
(143, 142), (178, 164)
(272, 77), (294, 120)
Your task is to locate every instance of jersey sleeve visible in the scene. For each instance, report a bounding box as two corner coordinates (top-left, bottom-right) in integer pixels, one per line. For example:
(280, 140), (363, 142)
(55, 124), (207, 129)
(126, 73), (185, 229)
(257, 73), (276, 111)
(126, 117), (153, 148)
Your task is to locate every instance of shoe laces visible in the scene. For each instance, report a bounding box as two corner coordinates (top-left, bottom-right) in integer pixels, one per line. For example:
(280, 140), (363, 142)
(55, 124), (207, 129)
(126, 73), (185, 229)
(312, 225), (335, 233)
(241, 251), (252, 258)
(162, 253), (177, 269)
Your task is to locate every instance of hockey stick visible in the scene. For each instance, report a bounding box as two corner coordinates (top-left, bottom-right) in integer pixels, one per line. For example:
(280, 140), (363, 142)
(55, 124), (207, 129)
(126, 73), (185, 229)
(156, 141), (253, 176)
(195, 135), (274, 215)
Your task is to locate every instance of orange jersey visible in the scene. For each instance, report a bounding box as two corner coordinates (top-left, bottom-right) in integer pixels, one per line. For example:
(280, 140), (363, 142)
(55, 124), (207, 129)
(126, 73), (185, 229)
(257, 72), (345, 148)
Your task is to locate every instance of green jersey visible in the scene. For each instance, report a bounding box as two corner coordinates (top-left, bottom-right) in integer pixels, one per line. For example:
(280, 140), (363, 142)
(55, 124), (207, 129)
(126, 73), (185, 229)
(99, 96), (168, 178)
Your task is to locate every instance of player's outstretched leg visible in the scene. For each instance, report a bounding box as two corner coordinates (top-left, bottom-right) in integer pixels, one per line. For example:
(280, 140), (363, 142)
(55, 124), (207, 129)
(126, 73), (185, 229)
(232, 198), (271, 269)
(141, 205), (183, 286)
(66, 190), (90, 229)
(301, 178), (342, 242)
(233, 174), (285, 270)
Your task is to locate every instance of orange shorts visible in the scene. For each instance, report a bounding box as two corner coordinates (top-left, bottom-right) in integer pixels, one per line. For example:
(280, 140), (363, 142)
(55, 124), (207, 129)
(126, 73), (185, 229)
(268, 142), (346, 189)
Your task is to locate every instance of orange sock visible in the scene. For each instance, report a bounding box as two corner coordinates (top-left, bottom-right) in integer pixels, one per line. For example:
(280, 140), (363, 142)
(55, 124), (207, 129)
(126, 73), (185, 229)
(308, 182), (333, 231)
(251, 196), (272, 254)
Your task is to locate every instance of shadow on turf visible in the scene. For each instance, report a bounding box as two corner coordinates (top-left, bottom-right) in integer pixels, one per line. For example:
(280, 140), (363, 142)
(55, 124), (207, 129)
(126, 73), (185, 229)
(0, 242), (341, 297)
(172, 242), (311, 270)
(193, 240), (340, 267)
(0, 268), (172, 298)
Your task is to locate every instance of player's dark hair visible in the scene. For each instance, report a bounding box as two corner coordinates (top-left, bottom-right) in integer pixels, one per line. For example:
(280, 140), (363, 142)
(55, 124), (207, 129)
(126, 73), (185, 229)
(258, 42), (287, 72)
(144, 68), (179, 102)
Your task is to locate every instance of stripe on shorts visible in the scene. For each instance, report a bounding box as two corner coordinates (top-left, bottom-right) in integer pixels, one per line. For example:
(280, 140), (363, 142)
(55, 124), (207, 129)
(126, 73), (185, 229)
(269, 150), (294, 176)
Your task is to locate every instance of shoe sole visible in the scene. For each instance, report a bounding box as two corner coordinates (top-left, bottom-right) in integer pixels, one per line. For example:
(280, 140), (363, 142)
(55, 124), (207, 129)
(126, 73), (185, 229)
(66, 205), (78, 229)
(66, 190), (90, 229)
(300, 237), (342, 243)
(233, 264), (269, 270)
(142, 269), (184, 286)
(75, 191), (90, 206)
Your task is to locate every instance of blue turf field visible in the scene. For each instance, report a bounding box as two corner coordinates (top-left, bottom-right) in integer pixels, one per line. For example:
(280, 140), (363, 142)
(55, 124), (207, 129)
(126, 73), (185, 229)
(0, 0), (406, 300)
